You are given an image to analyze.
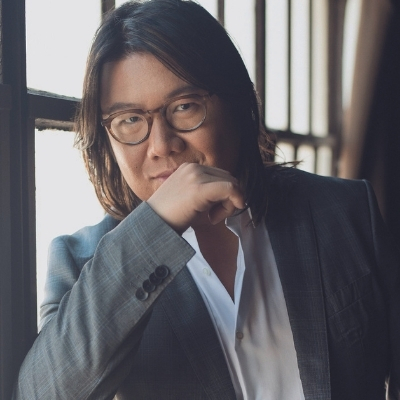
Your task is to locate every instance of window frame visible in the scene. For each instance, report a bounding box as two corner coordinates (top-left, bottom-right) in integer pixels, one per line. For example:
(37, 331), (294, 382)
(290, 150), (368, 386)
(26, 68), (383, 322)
(0, 1), (112, 397)
(257, 0), (345, 175)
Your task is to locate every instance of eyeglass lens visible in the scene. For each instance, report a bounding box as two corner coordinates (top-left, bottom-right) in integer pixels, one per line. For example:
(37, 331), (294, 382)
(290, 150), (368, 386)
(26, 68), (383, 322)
(110, 96), (206, 144)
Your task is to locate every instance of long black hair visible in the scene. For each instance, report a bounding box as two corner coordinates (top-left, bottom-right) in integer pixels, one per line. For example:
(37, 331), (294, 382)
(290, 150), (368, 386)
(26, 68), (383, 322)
(75, 0), (274, 222)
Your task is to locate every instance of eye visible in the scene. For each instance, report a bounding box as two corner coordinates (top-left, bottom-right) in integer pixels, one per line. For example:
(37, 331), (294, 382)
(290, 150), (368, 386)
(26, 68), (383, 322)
(172, 99), (203, 115)
(175, 102), (194, 112)
(123, 115), (141, 124)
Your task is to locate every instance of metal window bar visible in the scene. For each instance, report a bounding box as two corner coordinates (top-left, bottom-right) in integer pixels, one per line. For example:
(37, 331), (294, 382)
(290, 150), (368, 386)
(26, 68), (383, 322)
(28, 89), (78, 131)
(256, 0), (266, 115)
(218, 0), (225, 26)
(0, 0), (37, 398)
(328, 0), (346, 176)
(102, 0), (115, 17)
(288, 0), (292, 133)
(309, 0), (313, 137)
(314, 144), (319, 173)
(263, 0), (342, 176)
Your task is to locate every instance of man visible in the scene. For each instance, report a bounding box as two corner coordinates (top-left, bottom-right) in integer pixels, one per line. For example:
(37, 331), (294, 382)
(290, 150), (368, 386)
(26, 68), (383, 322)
(14, 1), (400, 399)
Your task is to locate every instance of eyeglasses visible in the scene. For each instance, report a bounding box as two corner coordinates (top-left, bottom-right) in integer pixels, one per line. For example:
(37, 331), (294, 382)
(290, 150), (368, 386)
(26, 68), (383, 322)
(101, 93), (211, 145)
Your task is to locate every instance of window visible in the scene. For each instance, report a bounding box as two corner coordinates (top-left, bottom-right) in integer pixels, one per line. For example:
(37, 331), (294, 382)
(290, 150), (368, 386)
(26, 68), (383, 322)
(0, 0), (351, 397)
(264, 0), (334, 175)
(194, 0), (340, 175)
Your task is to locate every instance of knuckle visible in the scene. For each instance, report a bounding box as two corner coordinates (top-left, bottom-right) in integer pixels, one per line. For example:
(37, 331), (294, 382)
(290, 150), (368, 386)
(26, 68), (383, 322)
(225, 181), (235, 191)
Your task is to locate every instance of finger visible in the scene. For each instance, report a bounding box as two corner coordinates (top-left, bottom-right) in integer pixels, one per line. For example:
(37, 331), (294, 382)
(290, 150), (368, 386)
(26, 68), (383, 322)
(201, 180), (245, 224)
(210, 180), (245, 207)
(208, 199), (238, 225)
(196, 164), (236, 178)
(179, 162), (238, 182)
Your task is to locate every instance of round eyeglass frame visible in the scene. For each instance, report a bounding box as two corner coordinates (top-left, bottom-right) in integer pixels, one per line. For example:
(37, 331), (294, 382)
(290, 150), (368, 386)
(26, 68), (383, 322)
(100, 93), (212, 145)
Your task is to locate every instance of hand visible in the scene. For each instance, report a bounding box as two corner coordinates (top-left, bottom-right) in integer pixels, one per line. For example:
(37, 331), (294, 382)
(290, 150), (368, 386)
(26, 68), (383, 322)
(147, 163), (245, 234)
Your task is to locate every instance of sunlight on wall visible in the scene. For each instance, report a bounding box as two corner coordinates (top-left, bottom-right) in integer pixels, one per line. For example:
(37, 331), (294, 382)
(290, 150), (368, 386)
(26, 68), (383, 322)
(342, 0), (363, 109)
(266, 0), (289, 131)
(35, 131), (105, 316)
(26, 1), (104, 319)
(26, 0), (101, 97)
(225, 0), (256, 83)
(291, 0), (310, 135)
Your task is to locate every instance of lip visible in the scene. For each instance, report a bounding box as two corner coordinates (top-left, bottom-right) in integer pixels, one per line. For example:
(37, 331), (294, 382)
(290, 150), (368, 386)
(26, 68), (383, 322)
(151, 169), (176, 180)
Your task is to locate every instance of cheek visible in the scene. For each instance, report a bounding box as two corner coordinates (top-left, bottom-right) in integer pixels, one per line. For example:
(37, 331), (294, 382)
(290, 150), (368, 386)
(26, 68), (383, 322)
(201, 100), (242, 172)
(207, 123), (241, 172)
(108, 140), (158, 201)
(109, 140), (143, 186)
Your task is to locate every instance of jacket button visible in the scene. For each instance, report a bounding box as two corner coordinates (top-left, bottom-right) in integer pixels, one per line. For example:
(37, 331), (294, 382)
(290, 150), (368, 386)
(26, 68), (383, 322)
(143, 279), (156, 293)
(155, 265), (170, 279)
(135, 287), (149, 301)
(149, 272), (162, 285)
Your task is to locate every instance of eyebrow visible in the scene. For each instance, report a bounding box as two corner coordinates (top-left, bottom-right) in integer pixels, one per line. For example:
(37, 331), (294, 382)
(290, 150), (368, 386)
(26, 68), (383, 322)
(101, 84), (202, 117)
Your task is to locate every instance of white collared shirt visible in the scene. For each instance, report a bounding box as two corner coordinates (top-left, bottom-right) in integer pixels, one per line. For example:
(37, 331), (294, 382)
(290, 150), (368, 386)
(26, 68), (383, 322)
(182, 210), (305, 400)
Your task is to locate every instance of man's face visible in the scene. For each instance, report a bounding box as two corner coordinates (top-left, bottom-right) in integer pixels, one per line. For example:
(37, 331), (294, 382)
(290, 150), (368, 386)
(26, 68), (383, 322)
(100, 52), (241, 201)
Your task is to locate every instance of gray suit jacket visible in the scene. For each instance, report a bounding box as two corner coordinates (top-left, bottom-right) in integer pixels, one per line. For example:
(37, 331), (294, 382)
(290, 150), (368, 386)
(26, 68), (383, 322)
(13, 168), (400, 399)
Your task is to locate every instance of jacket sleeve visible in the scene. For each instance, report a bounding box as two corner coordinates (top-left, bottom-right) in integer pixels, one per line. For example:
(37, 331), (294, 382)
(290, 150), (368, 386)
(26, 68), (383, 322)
(365, 181), (400, 399)
(12, 202), (196, 400)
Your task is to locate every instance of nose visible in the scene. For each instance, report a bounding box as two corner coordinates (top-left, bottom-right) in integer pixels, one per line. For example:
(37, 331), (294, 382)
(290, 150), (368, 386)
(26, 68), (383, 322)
(146, 113), (185, 158)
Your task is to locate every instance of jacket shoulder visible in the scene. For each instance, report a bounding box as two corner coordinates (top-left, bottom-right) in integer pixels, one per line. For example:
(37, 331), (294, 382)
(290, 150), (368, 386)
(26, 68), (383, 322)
(269, 167), (368, 203)
(50, 214), (120, 270)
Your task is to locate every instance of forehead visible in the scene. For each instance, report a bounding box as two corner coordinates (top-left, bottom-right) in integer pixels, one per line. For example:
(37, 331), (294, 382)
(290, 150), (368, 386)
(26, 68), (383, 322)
(100, 53), (195, 114)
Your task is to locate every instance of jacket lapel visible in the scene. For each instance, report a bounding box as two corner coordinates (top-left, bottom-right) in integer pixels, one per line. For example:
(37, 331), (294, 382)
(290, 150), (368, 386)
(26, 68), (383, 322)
(160, 267), (236, 400)
(265, 170), (331, 400)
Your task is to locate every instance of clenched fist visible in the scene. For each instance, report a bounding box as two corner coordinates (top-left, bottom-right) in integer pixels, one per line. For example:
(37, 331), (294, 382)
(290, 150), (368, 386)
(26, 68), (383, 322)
(147, 163), (245, 234)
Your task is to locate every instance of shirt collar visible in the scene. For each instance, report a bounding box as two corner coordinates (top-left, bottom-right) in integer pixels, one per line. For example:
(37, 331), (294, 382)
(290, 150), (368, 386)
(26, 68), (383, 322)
(225, 207), (254, 238)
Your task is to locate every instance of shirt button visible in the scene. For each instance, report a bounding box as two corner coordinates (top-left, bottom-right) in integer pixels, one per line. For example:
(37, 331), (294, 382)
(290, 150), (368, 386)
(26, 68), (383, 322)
(202, 268), (211, 276)
(236, 331), (244, 340)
